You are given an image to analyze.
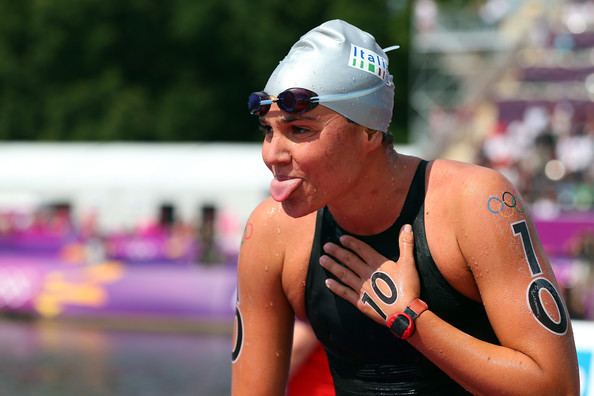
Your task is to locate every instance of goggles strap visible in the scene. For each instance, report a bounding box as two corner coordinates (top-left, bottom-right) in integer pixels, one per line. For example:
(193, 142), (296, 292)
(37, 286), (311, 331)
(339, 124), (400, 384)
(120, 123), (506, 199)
(311, 82), (387, 103)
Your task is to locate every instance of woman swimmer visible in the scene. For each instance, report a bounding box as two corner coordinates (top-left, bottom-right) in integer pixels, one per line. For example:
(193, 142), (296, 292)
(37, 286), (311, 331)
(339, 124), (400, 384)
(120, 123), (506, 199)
(231, 19), (580, 396)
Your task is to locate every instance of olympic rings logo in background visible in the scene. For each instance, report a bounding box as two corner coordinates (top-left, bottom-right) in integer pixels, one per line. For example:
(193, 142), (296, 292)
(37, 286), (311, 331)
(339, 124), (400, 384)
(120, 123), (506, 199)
(487, 192), (525, 217)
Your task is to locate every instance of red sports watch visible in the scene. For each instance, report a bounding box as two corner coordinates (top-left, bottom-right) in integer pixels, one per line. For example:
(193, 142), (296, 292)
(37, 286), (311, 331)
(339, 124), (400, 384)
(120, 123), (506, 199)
(386, 298), (428, 340)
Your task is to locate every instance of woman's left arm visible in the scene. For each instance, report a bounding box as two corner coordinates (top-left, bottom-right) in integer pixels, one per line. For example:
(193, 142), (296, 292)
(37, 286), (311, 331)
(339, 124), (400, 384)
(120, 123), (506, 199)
(321, 169), (580, 395)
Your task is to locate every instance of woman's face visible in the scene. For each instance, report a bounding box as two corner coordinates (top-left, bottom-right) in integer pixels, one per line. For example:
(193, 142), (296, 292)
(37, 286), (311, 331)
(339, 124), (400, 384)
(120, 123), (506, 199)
(260, 104), (371, 218)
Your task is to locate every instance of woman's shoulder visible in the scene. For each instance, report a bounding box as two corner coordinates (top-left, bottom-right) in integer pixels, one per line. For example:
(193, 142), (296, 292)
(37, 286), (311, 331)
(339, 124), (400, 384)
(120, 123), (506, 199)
(428, 159), (512, 196)
(425, 159), (521, 231)
(242, 197), (317, 252)
(238, 198), (317, 302)
(248, 197), (316, 232)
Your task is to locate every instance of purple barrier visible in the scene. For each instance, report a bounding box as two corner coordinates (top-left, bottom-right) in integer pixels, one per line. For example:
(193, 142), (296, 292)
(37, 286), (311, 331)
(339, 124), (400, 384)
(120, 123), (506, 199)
(61, 265), (236, 320)
(520, 66), (594, 82)
(0, 255), (236, 322)
(105, 234), (197, 264)
(548, 31), (594, 49)
(0, 229), (200, 264)
(0, 255), (50, 311)
(534, 213), (594, 257)
(549, 256), (579, 287)
(0, 233), (75, 255)
(0, 214), (590, 324)
(496, 99), (594, 124)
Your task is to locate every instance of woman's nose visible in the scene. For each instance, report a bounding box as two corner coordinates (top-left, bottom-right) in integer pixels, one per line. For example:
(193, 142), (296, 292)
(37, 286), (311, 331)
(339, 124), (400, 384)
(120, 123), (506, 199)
(263, 132), (292, 167)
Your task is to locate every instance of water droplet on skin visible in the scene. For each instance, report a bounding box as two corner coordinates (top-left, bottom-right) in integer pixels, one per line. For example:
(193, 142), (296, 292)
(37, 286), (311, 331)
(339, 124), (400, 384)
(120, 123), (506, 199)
(275, 351), (280, 358)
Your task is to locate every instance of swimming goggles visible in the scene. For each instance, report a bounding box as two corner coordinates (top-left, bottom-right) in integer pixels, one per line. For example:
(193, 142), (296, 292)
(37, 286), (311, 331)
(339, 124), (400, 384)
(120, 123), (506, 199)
(248, 83), (385, 116)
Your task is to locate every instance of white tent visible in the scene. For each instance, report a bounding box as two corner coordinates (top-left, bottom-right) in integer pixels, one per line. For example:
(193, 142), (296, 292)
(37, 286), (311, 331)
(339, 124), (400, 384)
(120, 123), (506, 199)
(0, 143), (270, 234)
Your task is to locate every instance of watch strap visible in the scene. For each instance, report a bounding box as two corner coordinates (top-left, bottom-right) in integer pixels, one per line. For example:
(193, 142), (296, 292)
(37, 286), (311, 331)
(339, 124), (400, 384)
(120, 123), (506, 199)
(405, 298), (428, 320)
(386, 298), (428, 340)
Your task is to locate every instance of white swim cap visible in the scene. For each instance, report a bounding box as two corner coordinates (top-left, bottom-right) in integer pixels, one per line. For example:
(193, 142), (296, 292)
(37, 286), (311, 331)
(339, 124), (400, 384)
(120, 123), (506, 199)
(264, 19), (396, 132)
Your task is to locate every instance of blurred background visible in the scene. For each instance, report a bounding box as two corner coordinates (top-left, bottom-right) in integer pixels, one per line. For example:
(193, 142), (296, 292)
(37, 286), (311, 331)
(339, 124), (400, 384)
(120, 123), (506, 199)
(0, 0), (592, 395)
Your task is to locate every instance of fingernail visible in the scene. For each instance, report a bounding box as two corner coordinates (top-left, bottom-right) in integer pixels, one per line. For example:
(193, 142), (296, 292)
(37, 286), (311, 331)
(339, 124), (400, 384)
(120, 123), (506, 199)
(339, 235), (353, 246)
(325, 279), (332, 288)
(403, 224), (412, 233)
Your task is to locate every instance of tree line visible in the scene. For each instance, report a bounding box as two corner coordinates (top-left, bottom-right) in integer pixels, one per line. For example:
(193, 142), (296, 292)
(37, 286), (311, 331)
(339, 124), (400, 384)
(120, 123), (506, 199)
(0, 0), (412, 142)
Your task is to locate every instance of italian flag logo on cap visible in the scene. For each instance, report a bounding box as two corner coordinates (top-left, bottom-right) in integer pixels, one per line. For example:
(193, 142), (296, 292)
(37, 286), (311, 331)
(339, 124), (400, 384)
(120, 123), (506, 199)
(348, 44), (389, 82)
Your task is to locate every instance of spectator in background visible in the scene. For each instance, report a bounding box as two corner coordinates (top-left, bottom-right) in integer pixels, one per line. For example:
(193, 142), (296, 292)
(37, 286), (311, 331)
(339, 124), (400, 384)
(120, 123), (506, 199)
(198, 204), (224, 264)
(414, 0), (438, 33)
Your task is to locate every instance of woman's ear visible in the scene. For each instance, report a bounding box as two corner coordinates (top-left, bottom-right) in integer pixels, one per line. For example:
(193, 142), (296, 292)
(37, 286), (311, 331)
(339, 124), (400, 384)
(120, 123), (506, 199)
(365, 128), (384, 147)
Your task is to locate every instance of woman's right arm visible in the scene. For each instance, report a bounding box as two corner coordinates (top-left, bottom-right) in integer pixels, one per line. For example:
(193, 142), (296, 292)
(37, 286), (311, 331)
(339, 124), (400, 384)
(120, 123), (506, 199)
(231, 199), (295, 396)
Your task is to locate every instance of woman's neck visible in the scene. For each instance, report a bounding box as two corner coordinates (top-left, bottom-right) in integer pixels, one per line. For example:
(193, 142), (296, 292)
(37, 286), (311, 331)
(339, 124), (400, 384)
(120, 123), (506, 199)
(327, 152), (421, 236)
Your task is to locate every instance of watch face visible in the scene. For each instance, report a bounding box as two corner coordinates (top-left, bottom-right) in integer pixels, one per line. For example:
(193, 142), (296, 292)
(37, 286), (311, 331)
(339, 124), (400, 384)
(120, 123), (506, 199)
(390, 313), (411, 337)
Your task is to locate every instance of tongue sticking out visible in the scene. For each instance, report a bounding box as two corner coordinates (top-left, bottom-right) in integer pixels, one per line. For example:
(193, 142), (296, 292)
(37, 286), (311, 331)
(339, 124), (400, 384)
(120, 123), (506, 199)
(270, 178), (303, 202)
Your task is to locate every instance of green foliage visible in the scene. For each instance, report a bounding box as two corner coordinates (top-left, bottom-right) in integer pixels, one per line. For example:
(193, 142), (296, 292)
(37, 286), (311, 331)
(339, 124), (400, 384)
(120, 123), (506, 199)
(0, 0), (411, 142)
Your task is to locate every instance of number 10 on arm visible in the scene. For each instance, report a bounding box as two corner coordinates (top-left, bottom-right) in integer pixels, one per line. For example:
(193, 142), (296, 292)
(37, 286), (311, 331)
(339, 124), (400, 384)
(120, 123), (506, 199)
(511, 220), (568, 335)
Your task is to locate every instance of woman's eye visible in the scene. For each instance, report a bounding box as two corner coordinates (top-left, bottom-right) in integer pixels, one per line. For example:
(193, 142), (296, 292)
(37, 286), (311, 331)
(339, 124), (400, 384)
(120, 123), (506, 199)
(291, 126), (310, 135)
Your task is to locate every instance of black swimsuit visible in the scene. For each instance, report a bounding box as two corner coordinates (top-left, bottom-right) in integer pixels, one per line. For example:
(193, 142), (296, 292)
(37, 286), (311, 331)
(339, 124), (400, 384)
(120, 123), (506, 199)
(305, 160), (500, 395)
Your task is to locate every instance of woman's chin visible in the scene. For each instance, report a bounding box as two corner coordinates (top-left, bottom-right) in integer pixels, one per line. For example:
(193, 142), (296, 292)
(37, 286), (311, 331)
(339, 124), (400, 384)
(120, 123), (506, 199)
(281, 200), (317, 219)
